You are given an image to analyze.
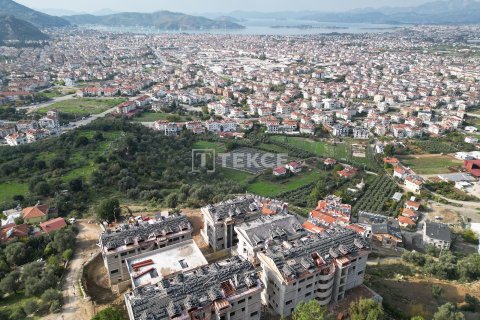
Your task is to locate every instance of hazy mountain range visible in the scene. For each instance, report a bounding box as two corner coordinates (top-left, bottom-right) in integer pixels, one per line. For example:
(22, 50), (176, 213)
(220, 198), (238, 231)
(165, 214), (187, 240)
(0, 14), (49, 41)
(62, 11), (245, 30)
(208, 0), (480, 24)
(0, 0), (69, 27)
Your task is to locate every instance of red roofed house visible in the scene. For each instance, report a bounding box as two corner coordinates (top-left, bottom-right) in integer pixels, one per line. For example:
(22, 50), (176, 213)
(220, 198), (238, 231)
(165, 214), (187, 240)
(22, 204), (49, 224)
(40, 217), (67, 234)
(465, 160), (480, 177)
(286, 161), (303, 174)
(383, 157), (399, 165)
(337, 165), (359, 178)
(273, 166), (287, 177)
(0, 224), (29, 244)
(398, 216), (416, 228)
(324, 158), (337, 167)
(401, 208), (418, 221)
(405, 200), (421, 211)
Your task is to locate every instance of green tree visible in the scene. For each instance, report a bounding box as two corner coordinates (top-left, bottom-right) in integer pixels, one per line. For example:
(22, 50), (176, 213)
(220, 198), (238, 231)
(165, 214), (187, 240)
(383, 144), (395, 157)
(164, 193), (179, 208)
(410, 317), (425, 320)
(91, 307), (124, 320)
(349, 298), (385, 320)
(23, 299), (39, 315)
(41, 288), (62, 305)
(4, 242), (27, 266)
(62, 249), (74, 261)
(96, 198), (120, 223)
(0, 271), (20, 294)
(292, 300), (326, 320)
(51, 229), (76, 253)
(433, 303), (464, 320)
(34, 181), (51, 196)
(457, 254), (480, 282)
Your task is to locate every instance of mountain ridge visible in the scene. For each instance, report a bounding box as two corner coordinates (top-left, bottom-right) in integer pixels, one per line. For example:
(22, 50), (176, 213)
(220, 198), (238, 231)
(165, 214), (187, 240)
(0, 0), (70, 27)
(0, 14), (49, 41)
(63, 10), (245, 30)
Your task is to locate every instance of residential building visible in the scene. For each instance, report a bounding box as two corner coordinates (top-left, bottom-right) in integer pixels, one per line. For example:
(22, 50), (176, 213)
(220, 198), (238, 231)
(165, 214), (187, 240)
(39, 217), (67, 234)
(124, 256), (263, 320)
(353, 127), (369, 140)
(22, 203), (49, 224)
(423, 221), (451, 250)
(125, 240), (208, 288)
(201, 196), (288, 251)
(99, 215), (193, 287)
(234, 214), (306, 265)
(258, 228), (370, 317)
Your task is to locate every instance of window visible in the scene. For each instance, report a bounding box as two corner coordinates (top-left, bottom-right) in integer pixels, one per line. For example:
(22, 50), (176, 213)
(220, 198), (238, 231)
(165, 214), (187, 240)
(110, 269), (119, 274)
(230, 312), (235, 317)
(217, 237), (224, 241)
(238, 299), (245, 304)
(306, 284), (313, 288)
(120, 252), (127, 257)
(305, 292), (311, 297)
(286, 300), (292, 305)
(250, 311), (258, 317)
(358, 271), (364, 275)
(299, 279), (305, 283)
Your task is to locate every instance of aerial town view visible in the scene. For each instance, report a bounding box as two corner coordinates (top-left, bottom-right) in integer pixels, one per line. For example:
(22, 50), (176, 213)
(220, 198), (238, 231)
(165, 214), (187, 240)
(0, 0), (480, 319)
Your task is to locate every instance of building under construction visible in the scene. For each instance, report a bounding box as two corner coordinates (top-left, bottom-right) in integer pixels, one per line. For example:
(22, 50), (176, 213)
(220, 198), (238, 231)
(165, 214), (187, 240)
(99, 214), (193, 286)
(125, 255), (263, 320)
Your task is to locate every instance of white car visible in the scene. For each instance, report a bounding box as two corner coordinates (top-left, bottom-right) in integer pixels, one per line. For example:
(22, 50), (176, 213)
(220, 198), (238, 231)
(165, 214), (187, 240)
(69, 218), (77, 224)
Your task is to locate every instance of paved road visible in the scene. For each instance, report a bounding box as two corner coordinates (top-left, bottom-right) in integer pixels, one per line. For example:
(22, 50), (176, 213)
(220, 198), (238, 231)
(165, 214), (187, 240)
(21, 94), (76, 113)
(466, 112), (480, 119)
(44, 221), (102, 320)
(63, 106), (119, 131)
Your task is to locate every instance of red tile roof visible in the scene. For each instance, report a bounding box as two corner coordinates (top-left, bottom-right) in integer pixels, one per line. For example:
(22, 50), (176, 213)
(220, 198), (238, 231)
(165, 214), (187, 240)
(39, 217), (67, 234)
(23, 204), (49, 219)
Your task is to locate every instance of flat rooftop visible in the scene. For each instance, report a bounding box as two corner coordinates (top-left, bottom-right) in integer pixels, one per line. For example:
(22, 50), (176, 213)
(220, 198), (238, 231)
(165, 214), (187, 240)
(126, 240), (208, 288)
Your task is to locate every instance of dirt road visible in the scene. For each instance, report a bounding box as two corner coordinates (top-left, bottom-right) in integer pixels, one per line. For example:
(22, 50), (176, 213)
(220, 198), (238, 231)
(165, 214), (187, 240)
(44, 220), (102, 320)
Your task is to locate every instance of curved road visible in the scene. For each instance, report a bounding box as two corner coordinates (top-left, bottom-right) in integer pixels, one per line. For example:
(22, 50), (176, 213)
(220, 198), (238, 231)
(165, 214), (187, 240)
(44, 221), (101, 320)
(21, 94), (76, 114)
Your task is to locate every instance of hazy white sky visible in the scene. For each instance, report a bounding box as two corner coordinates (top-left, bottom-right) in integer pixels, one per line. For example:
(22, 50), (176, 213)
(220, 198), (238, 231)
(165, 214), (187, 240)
(16, 0), (433, 14)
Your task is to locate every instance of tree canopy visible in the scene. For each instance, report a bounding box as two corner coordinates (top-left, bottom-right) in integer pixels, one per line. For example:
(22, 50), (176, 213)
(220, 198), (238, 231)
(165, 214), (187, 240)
(349, 298), (385, 320)
(292, 300), (327, 320)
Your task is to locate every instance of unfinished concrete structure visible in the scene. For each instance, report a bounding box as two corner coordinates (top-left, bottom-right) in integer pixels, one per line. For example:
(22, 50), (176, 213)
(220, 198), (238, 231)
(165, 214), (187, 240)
(234, 213), (307, 265)
(201, 195), (288, 251)
(258, 227), (370, 317)
(99, 214), (193, 286)
(126, 240), (208, 288)
(125, 255), (263, 320)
